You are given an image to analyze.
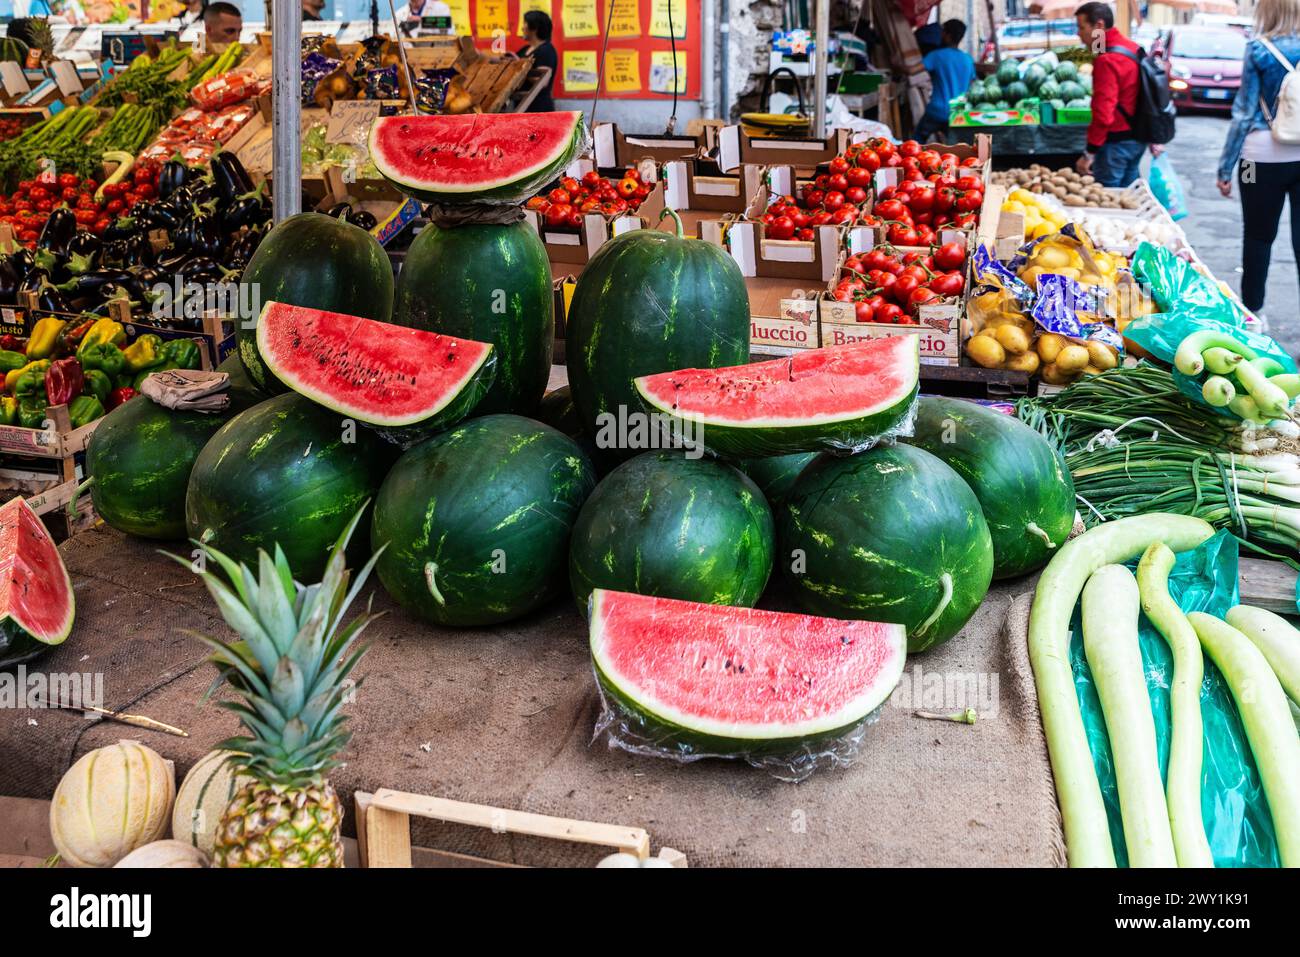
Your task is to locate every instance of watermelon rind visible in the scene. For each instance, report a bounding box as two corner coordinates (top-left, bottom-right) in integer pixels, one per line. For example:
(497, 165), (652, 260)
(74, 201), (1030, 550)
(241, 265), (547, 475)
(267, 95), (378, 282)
(905, 396), (1075, 579)
(736, 452), (817, 508)
(0, 497), (74, 666)
(254, 301), (497, 431)
(633, 338), (920, 458)
(368, 112), (587, 205)
(588, 589), (907, 757)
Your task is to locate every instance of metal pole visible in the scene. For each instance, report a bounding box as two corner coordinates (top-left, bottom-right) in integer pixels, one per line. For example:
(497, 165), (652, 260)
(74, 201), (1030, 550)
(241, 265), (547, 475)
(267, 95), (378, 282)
(813, 0), (829, 138)
(701, 0), (716, 119)
(272, 0), (302, 223)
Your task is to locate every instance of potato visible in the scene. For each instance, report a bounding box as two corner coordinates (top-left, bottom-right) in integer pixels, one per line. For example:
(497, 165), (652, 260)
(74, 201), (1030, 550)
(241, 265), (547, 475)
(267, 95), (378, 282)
(1005, 350), (1040, 374)
(1064, 195), (1085, 207)
(966, 333), (1006, 369)
(994, 323), (1031, 355)
(1056, 344), (1091, 373)
(1086, 340), (1118, 370)
(1036, 332), (1066, 363)
(1080, 175), (1095, 185)
(1039, 361), (1074, 385)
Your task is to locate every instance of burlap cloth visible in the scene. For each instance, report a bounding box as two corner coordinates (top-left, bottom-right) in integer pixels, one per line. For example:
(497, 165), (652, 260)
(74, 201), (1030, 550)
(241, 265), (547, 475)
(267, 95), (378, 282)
(1, 528), (1066, 867)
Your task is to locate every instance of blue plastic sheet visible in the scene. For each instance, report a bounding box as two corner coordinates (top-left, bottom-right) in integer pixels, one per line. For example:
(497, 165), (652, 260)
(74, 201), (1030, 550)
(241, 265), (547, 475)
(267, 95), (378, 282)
(1069, 531), (1280, 867)
(1149, 153), (1190, 221)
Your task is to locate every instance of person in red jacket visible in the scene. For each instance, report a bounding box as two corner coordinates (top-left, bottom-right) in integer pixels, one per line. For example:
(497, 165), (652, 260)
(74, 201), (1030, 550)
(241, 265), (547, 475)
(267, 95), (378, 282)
(1073, 3), (1164, 186)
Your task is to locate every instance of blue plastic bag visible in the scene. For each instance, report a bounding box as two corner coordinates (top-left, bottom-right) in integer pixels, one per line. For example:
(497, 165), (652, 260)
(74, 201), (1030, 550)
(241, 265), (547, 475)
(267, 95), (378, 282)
(1070, 531), (1279, 867)
(1149, 152), (1189, 221)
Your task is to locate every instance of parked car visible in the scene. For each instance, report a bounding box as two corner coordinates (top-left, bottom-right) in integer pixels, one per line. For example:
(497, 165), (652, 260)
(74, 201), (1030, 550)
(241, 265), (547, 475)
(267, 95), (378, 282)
(1165, 25), (1249, 112)
(980, 17), (1079, 63)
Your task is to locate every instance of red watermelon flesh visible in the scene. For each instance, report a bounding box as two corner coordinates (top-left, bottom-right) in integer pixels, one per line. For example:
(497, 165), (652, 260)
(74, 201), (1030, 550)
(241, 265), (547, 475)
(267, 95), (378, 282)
(368, 112), (584, 202)
(0, 497), (75, 664)
(255, 301), (495, 428)
(589, 588), (907, 746)
(633, 336), (920, 457)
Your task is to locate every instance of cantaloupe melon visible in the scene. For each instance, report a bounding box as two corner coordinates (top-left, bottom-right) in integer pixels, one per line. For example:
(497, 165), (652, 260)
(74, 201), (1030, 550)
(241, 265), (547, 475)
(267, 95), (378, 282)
(114, 840), (209, 868)
(172, 749), (252, 857)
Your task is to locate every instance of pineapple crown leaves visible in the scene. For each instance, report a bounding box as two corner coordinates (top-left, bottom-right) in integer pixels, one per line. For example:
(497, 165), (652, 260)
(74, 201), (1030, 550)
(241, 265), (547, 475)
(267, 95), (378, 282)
(163, 504), (386, 787)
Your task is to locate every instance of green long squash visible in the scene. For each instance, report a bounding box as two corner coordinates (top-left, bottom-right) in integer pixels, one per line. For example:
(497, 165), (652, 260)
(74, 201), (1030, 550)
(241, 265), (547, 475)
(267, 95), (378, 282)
(1027, 513), (1215, 868)
(1224, 605), (1300, 705)
(1081, 565), (1177, 867)
(1188, 613), (1300, 867)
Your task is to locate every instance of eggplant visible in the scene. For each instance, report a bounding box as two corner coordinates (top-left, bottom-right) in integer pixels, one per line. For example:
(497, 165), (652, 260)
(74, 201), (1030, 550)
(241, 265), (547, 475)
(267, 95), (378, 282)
(221, 193), (271, 233)
(350, 210), (378, 231)
(9, 248), (36, 278)
(17, 267), (50, 296)
(158, 159), (190, 201)
(0, 256), (22, 305)
(66, 230), (102, 264)
(211, 152), (255, 205)
(102, 216), (141, 242)
(176, 255), (223, 282)
(128, 264), (168, 288)
(58, 269), (145, 302)
(37, 283), (71, 313)
(37, 208), (78, 257)
(183, 206), (224, 258)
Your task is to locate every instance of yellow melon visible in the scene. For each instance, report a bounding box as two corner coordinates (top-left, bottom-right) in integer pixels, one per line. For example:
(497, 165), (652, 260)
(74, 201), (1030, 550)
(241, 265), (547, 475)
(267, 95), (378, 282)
(172, 750), (252, 857)
(50, 740), (175, 867)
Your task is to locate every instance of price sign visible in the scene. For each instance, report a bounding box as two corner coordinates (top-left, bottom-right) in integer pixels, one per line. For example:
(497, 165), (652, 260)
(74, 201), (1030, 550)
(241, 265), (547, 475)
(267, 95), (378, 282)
(326, 100), (383, 146)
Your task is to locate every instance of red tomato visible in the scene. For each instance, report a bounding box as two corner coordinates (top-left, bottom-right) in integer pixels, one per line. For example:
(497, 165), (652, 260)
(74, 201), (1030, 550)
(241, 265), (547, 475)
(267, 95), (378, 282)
(549, 188), (571, 205)
(57, 173), (79, 189)
(855, 149), (881, 172)
(844, 254), (865, 274)
(134, 182), (156, 199)
(956, 189), (983, 213)
(827, 173), (849, 193)
(873, 199), (908, 222)
(917, 150), (943, 175)
(582, 170), (602, 189)
(961, 156), (982, 167)
(854, 299), (875, 323)
(766, 216), (796, 240)
(898, 139), (921, 157)
(914, 225), (935, 246)
(92, 218), (110, 235)
(29, 186), (48, 201)
(886, 222), (919, 246)
(822, 190), (846, 212)
(123, 191), (140, 206)
(831, 207), (858, 225)
(905, 185), (935, 213)
(544, 203), (573, 227)
(930, 271), (965, 296)
(891, 273), (920, 302)
(105, 199), (125, 215)
(34, 198), (53, 213)
(909, 286), (939, 311)
(846, 166), (872, 188)
(796, 227), (814, 241)
(933, 241), (966, 271)
(60, 186), (78, 201)
(828, 156), (849, 175)
(876, 303), (904, 323)
(74, 208), (96, 225)
(525, 196), (549, 211)
(560, 176), (581, 194)
(957, 174), (984, 192)
(810, 209), (833, 227)
(81, 179), (97, 192)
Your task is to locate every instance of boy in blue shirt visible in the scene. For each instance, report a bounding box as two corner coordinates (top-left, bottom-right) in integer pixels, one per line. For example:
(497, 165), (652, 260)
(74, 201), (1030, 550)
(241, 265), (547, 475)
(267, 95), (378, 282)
(915, 20), (976, 143)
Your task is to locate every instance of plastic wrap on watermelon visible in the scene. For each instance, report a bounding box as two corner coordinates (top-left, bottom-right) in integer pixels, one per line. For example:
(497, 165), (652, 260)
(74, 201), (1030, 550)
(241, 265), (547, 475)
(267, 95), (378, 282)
(585, 589), (908, 783)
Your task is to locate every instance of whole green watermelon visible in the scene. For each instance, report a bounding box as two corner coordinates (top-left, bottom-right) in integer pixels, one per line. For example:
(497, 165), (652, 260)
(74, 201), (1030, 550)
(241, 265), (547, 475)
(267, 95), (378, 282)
(997, 59), (1021, 86)
(569, 452), (774, 611)
(238, 212), (395, 393)
(185, 393), (396, 579)
(1058, 80), (1086, 102)
(372, 415), (595, 627)
(1023, 63), (1047, 92)
(981, 80), (1003, 103)
(1006, 80), (1030, 103)
(737, 452), (816, 509)
(216, 353), (270, 413)
(967, 78), (986, 101)
(1038, 78), (1062, 101)
(778, 444), (994, 652)
(1055, 61), (1079, 82)
(85, 397), (229, 540)
(565, 214), (749, 459)
(392, 221), (553, 416)
(904, 397), (1075, 580)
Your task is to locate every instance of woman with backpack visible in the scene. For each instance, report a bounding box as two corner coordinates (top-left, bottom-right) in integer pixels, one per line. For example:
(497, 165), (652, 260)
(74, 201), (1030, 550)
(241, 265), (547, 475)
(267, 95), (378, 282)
(1218, 0), (1300, 316)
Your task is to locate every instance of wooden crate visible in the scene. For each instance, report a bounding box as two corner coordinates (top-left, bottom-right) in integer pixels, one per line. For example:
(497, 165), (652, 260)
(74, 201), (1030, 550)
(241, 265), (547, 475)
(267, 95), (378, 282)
(355, 789), (686, 869)
(461, 56), (532, 114)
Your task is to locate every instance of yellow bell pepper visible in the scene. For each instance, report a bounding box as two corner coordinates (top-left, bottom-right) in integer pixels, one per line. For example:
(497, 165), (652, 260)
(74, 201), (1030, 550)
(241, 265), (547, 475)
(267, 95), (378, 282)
(122, 333), (163, 374)
(26, 316), (67, 360)
(76, 318), (127, 356)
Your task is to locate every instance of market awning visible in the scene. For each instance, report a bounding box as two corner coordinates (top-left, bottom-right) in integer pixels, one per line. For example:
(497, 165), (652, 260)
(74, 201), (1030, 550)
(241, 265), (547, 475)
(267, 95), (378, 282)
(1149, 0), (1240, 12)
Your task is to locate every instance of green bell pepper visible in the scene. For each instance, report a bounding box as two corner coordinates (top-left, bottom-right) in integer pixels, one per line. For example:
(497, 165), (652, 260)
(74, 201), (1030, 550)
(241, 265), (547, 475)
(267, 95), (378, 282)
(78, 343), (126, 382)
(0, 350), (26, 374)
(160, 338), (202, 370)
(122, 333), (165, 374)
(17, 394), (47, 429)
(67, 395), (105, 429)
(13, 359), (52, 396)
(82, 368), (111, 406)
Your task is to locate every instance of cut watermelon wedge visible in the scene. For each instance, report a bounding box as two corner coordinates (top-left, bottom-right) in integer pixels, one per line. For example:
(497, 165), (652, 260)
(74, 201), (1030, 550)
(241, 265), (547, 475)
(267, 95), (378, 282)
(368, 112), (585, 204)
(589, 589), (907, 756)
(254, 301), (495, 432)
(633, 337), (920, 458)
(0, 497), (74, 667)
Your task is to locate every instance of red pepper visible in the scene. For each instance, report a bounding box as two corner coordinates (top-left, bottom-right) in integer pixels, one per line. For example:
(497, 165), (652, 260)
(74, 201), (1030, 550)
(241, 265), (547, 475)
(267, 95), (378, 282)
(45, 357), (84, 408)
(0, 335), (24, 353)
(107, 386), (137, 410)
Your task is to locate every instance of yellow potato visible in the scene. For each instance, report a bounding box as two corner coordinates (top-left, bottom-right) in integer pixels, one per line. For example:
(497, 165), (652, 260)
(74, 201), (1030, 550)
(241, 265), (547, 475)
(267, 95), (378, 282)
(1038, 361), (1075, 385)
(1086, 340), (1118, 370)
(1056, 344), (1091, 373)
(994, 323), (1031, 355)
(1033, 245), (1073, 269)
(1037, 332), (1067, 362)
(966, 334), (1006, 369)
(1005, 350), (1040, 374)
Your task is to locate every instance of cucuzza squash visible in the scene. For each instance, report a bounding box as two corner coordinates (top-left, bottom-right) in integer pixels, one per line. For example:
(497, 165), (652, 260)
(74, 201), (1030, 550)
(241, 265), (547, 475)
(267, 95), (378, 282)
(906, 396), (1076, 579)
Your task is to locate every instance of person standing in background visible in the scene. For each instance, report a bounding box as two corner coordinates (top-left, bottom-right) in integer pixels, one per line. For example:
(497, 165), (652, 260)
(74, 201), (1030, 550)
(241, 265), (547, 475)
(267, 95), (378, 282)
(517, 10), (557, 112)
(203, 1), (242, 46)
(302, 0), (326, 20)
(914, 20), (976, 143)
(1218, 0), (1300, 318)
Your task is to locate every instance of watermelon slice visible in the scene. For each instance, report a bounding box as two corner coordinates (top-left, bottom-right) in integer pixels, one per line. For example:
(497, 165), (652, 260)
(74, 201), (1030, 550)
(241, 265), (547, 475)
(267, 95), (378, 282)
(589, 589), (907, 756)
(368, 112), (586, 204)
(633, 336), (920, 457)
(254, 301), (496, 432)
(0, 497), (74, 667)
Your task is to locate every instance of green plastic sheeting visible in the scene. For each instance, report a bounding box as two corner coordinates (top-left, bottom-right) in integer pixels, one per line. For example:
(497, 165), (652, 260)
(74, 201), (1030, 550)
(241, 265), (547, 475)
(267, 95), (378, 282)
(1069, 530), (1280, 867)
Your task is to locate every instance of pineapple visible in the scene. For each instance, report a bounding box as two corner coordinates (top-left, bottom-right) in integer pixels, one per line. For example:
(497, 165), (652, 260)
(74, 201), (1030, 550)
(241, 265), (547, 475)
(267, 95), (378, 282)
(178, 507), (383, 868)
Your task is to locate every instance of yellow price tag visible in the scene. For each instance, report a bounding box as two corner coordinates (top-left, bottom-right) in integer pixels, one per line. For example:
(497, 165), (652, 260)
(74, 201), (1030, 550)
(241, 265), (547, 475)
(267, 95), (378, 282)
(604, 48), (641, 93)
(563, 50), (599, 92)
(563, 0), (600, 38)
(606, 0), (641, 38)
(649, 0), (687, 39)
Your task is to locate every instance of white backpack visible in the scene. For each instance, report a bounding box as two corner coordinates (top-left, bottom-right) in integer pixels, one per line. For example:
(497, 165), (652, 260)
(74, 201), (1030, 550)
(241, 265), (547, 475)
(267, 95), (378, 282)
(1258, 37), (1300, 144)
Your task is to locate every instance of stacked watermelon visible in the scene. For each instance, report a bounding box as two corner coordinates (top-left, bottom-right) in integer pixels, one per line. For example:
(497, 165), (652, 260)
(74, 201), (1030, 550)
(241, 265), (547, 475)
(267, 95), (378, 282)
(965, 57), (1085, 111)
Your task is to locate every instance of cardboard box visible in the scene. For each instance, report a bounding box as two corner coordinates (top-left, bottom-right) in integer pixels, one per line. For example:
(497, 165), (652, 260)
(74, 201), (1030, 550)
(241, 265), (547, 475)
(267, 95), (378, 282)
(523, 180), (668, 268)
(320, 168), (422, 248)
(819, 297), (961, 365)
(727, 176), (842, 282)
(593, 123), (708, 170)
(747, 278), (820, 356)
(717, 126), (850, 176)
(661, 160), (761, 215)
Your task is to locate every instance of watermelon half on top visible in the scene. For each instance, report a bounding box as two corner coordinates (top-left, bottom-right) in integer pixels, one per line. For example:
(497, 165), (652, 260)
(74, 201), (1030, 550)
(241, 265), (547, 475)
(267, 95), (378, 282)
(589, 588), (907, 761)
(0, 496), (75, 667)
(368, 112), (586, 205)
(633, 336), (920, 458)
(254, 301), (496, 436)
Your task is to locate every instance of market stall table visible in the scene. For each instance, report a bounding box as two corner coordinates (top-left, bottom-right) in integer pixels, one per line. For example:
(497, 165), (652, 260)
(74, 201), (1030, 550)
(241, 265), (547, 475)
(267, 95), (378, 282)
(1, 524), (1065, 868)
